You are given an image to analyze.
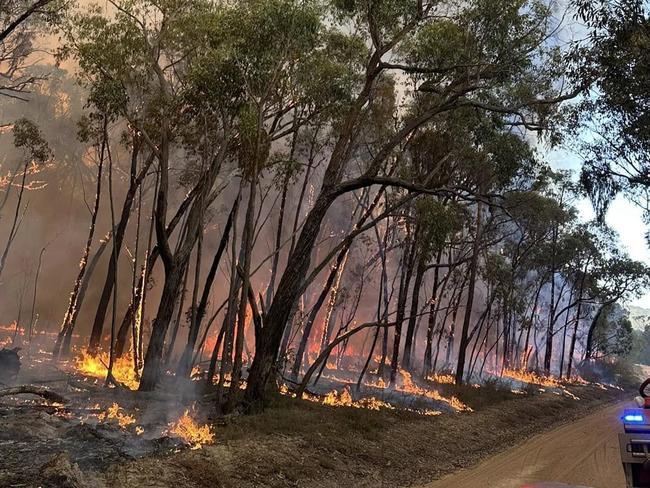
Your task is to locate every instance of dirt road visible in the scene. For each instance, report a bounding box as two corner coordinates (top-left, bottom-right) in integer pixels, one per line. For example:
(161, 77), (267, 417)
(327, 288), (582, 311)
(423, 401), (630, 488)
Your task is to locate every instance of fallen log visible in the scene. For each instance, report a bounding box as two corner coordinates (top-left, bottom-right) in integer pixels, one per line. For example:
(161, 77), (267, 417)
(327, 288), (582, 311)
(0, 385), (69, 404)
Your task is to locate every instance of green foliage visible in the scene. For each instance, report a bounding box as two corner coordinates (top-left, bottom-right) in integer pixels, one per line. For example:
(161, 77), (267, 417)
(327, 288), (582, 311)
(572, 0), (650, 223)
(592, 306), (633, 358)
(414, 198), (464, 261)
(12, 118), (51, 163)
(630, 324), (650, 366)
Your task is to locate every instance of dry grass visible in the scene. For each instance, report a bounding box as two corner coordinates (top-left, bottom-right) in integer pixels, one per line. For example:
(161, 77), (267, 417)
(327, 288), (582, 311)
(102, 382), (627, 488)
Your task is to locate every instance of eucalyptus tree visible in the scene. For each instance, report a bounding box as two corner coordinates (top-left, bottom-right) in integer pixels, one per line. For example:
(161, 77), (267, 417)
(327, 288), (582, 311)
(572, 0), (650, 220)
(241, 0), (584, 407)
(0, 0), (57, 103)
(185, 0), (333, 405)
(583, 254), (650, 362)
(59, 0), (241, 384)
(449, 113), (548, 384)
(588, 304), (633, 360)
(497, 189), (569, 369)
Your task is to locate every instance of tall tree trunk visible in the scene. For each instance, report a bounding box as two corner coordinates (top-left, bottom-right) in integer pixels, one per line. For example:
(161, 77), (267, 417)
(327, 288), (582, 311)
(266, 115), (300, 309)
(53, 141), (106, 358)
(176, 197), (237, 378)
(215, 201), (241, 403)
(455, 203), (482, 385)
(275, 133), (318, 364)
(27, 244), (46, 356)
(105, 141), (119, 385)
(0, 160), (29, 282)
(584, 303), (609, 361)
(138, 262), (188, 390)
(12, 275), (27, 346)
(389, 232), (417, 385)
(521, 278), (544, 369)
(544, 224), (559, 375)
(88, 143), (152, 354)
(558, 286), (575, 379)
(403, 254), (425, 369)
(376, 211), (391, 378)
(226, 177), (258, 411)
(567, 259), (591, 377)
(164, 264), (189, 365)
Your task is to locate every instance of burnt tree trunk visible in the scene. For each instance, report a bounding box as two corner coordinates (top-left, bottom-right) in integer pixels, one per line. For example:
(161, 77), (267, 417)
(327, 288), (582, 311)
(164, 264), (189, 365)
(88, 144), (153, 354)
(53, 138), (105, 359)
(176, 197), (237, 378)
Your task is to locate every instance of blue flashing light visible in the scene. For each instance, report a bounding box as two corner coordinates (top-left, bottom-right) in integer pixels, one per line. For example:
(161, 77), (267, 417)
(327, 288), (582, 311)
(624, 414), (645, 423)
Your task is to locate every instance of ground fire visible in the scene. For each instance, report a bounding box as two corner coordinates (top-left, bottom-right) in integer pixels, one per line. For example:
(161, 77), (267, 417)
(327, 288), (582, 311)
(3, 0), (650, 487)
(166, 408), (215, 449)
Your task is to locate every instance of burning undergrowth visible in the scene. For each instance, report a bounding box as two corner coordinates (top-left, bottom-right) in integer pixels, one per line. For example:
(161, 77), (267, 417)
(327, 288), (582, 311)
(0, 346), (614, 487)
(280, 364), (596, 417)
(73, 351), (140, 390)
(282, 367), (472, 415)
(167, 408), (216, 449)
(0, 354), (215, 487)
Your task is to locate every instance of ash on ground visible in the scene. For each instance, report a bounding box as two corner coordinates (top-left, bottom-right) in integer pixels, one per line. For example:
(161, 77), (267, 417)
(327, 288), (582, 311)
(0, 353), (207, 488)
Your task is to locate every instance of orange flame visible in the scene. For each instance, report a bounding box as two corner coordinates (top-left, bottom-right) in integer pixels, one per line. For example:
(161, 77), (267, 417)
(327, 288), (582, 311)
(498, 368), (560, 388)
(98, 402), (136, 428)
(321, 386), (394, 411)
(74, 351), (139, 390)
(425, 373), (455, 385)
(167, 409), (215, 449)
(395, 369), (471, 411)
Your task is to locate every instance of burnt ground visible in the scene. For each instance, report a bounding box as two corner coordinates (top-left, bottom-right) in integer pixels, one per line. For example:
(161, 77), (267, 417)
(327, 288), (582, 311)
(0, 355), (633, 488)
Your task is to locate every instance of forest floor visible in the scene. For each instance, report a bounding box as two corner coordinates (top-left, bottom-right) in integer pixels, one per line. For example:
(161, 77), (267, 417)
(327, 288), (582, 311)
(107, 382), (626, 488)
(0, 352), (634, 488)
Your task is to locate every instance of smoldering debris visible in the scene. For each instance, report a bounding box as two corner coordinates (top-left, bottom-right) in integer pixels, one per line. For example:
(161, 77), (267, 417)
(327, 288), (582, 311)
(0, 355), (215, 487)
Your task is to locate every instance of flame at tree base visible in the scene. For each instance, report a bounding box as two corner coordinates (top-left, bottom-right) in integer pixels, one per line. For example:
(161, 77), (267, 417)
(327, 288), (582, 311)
(74, 351), (140, 390)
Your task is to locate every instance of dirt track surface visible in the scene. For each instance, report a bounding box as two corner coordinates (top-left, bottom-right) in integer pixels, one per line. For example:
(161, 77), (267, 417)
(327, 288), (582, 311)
(423, 401), (630, 488)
